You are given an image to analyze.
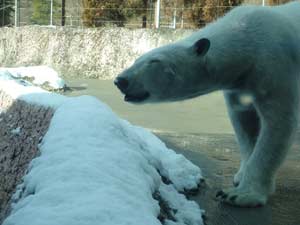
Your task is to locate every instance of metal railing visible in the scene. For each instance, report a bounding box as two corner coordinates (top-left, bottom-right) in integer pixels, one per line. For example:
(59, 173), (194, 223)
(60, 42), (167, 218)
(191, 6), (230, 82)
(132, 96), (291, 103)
(0, 0), (295, 29)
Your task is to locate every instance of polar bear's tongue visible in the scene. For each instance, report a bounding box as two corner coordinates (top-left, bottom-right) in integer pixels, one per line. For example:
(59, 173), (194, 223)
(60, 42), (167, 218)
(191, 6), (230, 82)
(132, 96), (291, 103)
(125, 92), (150, 102)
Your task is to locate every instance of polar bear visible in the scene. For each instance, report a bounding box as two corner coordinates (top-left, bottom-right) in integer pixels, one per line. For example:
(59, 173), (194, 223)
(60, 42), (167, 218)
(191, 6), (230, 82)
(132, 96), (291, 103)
(114, 2), (300, 207)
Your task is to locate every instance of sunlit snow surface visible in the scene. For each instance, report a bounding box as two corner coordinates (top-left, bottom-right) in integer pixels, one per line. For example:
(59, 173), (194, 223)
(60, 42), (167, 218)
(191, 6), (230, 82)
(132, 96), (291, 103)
(0, 66), (65, 90)
(0, 71), (204, 225)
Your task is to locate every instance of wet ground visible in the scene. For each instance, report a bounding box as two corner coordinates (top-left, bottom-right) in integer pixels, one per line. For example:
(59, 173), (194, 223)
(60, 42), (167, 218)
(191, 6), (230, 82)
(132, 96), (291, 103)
(158, 132), (300, 225)
(65, 79), (300, 225)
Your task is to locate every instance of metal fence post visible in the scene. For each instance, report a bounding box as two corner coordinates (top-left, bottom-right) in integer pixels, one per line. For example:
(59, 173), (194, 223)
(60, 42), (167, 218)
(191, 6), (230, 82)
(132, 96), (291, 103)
(62, 0), (66, 26)
(172, 8), (176, 29)
(50, 0), (53, 25)
(155, 0), (160, 28)
(14, 0), (19, 27)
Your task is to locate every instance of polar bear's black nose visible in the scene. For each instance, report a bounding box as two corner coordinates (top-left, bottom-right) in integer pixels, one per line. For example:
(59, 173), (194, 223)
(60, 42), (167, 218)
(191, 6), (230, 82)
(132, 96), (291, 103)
(114, 77), (129, 92)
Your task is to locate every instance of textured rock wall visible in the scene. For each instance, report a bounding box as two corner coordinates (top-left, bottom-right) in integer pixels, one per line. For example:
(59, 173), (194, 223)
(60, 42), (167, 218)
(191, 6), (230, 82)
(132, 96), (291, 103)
(0, 92), (53, 224)
(0, 26), (194, 79)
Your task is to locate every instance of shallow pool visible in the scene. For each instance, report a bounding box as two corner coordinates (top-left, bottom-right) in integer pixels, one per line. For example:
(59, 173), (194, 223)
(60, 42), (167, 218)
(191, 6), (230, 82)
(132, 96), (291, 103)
(64, 78), (233, 134)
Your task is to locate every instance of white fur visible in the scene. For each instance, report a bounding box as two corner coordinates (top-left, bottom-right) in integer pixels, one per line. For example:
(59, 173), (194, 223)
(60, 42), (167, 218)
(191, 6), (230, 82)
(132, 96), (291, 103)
(116, 2), (300, 207)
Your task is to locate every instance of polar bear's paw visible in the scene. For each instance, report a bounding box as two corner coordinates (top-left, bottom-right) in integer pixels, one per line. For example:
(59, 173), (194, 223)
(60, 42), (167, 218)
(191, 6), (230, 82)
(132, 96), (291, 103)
(216, 187), (267, 207)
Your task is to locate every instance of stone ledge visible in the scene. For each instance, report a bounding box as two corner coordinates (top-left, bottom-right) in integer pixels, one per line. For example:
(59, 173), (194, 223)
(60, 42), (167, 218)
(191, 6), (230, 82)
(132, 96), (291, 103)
(0, 90), (53, 223)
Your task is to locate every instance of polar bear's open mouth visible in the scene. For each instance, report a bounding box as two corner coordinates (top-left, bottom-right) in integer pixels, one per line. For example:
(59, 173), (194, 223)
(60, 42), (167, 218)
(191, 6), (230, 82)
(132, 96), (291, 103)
(124, 92), (150, 102)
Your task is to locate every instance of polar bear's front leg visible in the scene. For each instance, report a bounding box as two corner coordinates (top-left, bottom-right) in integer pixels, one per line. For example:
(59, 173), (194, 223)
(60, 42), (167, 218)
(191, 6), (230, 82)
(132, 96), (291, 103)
(224, 92), (260, 186)
(219, 91), (298, 207)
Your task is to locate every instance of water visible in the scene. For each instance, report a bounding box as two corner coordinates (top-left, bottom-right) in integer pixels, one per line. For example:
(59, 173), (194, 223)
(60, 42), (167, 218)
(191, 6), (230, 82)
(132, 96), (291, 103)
(64, 78), (233, 134)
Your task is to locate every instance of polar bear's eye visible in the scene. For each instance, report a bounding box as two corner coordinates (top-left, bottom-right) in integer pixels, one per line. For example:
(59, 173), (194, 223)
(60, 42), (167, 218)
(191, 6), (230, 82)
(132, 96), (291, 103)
(149, 59), (161, 64)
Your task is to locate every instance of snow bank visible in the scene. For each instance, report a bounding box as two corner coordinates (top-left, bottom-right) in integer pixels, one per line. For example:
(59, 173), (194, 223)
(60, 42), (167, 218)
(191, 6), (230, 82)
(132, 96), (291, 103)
(0, 73), (204, 225)
(0, 66), (65, 90)
(0, 69), (67, 108)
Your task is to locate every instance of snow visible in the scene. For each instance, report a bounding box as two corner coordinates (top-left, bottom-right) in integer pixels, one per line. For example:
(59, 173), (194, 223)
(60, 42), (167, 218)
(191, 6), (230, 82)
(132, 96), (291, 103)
(120, 121), (202, 192)
(0, 69), (204, 225)
(159, 184), (204, 225)
(0, 71), (67, 109)
(11, 127), (21, 135)
(0, 66), (65, 90)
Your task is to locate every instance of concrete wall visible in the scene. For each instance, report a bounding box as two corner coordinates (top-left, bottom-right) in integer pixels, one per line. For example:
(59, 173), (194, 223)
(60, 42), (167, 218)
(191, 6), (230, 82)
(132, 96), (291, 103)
(0, 26), (194, 79)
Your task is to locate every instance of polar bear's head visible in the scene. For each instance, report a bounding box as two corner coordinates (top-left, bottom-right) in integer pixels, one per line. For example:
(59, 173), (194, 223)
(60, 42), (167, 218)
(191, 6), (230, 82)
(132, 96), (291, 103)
(115, 38), (215, 103)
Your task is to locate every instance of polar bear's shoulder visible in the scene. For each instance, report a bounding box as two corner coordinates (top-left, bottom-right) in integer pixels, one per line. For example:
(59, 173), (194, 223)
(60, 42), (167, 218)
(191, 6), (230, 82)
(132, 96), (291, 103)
(229, 2), (300, 24)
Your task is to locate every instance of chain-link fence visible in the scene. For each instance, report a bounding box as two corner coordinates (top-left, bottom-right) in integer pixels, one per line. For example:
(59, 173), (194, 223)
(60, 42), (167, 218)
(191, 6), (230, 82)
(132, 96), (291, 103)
(0, 0), (15, 27)
(0, 0), (295, 29)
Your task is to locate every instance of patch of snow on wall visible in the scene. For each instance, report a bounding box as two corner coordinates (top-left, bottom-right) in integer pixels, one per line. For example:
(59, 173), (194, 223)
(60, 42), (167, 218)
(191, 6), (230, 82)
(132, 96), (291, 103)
(0, 71), (67, 109)
(0, 66), (65, 90)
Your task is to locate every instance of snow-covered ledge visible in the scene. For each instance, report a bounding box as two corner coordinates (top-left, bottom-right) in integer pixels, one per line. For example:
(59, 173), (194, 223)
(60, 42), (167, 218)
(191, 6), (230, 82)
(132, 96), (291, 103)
(0, 68), (204, 225)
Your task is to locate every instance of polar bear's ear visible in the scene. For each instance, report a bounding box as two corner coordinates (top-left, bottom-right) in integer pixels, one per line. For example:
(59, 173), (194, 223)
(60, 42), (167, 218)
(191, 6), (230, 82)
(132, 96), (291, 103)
(194, 38), (210, 56)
